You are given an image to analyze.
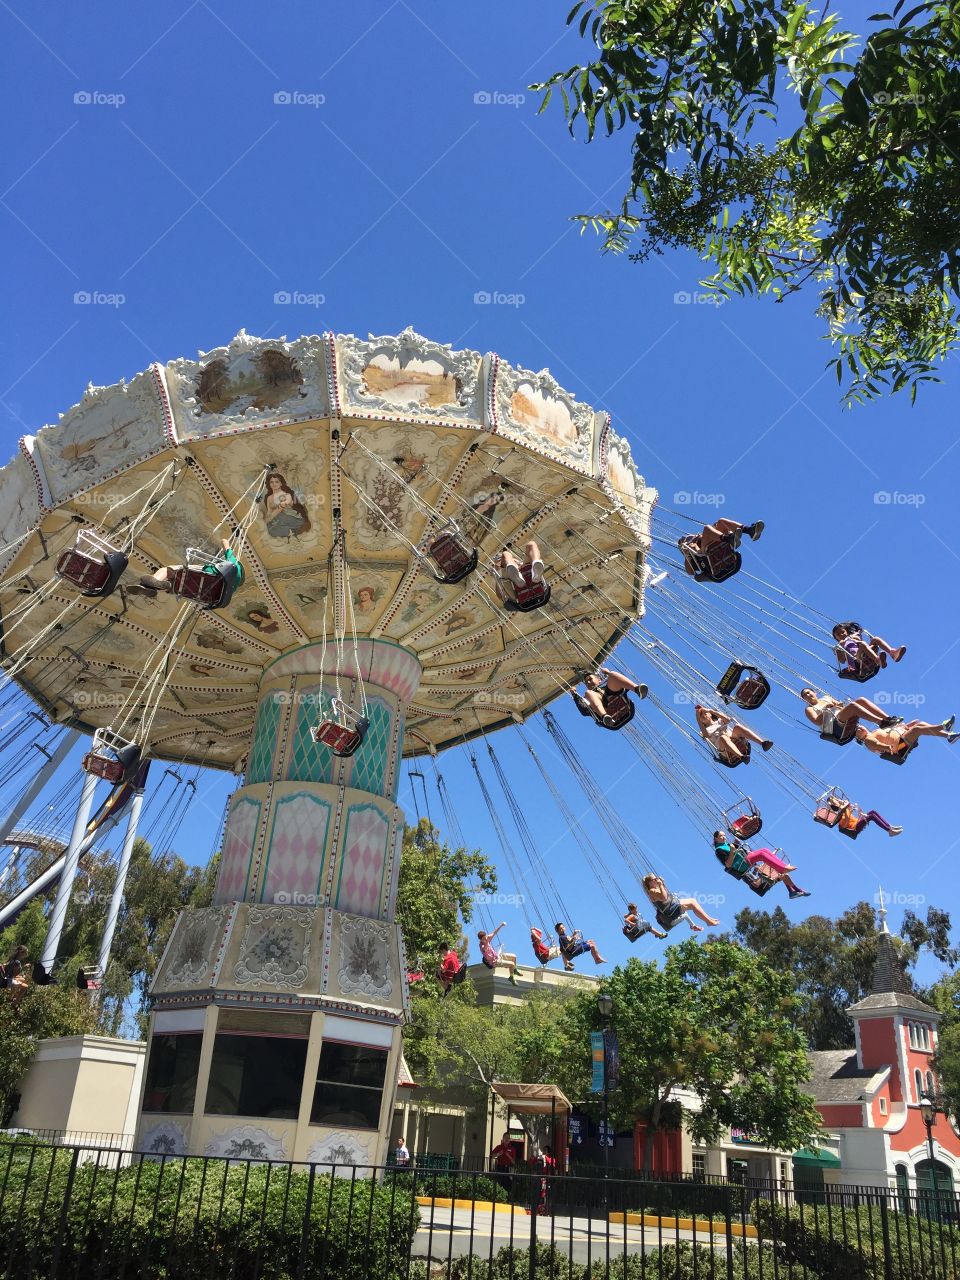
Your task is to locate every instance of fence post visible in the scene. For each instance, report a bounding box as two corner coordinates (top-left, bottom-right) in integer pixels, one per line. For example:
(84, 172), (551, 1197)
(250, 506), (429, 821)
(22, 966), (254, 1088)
(528, 1175), (538, 1280)
(296, 1164), (316, 1280)
(879, 1195), (895, 1280)
(48, 1146), (80, 1279)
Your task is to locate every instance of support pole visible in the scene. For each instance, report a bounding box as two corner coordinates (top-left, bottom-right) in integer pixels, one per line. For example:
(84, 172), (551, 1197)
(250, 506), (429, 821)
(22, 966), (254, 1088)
(39, 769), (98, 972)
(0, 845), (20, 887)
(96, 784), (145, 978)
(0, 853), (69, 929)
(0, 729), (79, 846)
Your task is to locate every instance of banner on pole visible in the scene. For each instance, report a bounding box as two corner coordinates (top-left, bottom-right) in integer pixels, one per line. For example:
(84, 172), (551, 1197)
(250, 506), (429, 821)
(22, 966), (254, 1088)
(604, 1030), (620, 1092)
(590, 1031), (605, 1093)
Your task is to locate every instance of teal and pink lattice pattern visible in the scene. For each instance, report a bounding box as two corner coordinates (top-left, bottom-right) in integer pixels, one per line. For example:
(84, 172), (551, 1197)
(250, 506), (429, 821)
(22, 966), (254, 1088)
(214, 795), (263, 903)
(335, 803), (390, 918)
(258, 791), (333, 905)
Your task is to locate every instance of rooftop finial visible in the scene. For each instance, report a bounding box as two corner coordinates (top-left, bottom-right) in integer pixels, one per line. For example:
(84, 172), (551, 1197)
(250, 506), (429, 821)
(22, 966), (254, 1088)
(878, 887), (889, 934)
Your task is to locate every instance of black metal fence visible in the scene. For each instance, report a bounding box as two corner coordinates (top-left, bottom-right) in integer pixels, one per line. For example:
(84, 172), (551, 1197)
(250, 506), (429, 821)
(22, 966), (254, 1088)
(1, 1137), (959, 1278)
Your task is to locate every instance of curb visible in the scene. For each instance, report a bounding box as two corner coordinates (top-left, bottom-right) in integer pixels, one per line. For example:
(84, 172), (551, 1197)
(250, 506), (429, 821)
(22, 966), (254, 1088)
(609, 1212), (758, 1238)
(416, 1196), (528, 1217)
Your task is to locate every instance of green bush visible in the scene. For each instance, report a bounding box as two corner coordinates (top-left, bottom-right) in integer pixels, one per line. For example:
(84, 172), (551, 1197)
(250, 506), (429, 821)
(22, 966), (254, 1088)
(409, 1242), (775, 1279)
(754, 1198), (960, 1280)
(412, 1171), (510, 1203)
(0, 1144), (419, 1279)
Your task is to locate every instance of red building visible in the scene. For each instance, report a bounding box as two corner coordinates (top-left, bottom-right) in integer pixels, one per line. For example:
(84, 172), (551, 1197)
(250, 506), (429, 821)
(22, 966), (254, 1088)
(806, 913), (959, 1196)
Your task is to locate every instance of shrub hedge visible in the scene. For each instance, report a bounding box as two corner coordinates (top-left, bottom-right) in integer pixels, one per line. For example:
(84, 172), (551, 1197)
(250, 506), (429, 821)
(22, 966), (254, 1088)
(0, 1143), (419, 1279)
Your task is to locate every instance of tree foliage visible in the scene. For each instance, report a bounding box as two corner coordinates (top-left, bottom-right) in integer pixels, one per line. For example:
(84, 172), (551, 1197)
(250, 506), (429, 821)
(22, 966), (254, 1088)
(395, 820), (498, 1079)
(728, 900), (955, 1049)
(535, 0), (960, 403)
(549, 940), (822, 1170)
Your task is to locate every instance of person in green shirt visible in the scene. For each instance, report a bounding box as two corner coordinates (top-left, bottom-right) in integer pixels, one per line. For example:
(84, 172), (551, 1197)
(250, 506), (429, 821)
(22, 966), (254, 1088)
(140, 535), (243, 594)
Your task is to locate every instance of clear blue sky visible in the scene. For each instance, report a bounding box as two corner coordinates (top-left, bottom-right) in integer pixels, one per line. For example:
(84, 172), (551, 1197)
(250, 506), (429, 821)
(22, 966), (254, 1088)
(2, 2), (957, 984)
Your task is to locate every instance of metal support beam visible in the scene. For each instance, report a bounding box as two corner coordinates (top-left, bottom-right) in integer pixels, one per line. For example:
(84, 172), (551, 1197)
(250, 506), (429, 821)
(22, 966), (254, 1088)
(96, 784), (145, 978)
(40, 769), (98, 972)
(0, 729), (79, 846)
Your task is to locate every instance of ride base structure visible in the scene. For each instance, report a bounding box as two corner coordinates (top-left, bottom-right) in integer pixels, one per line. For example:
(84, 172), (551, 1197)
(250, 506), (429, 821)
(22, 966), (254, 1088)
(0, 329), (652, 1164)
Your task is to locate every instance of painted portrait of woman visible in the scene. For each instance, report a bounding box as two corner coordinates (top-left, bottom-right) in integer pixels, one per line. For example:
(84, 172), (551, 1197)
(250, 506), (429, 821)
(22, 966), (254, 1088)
(262, 472), (311, 540)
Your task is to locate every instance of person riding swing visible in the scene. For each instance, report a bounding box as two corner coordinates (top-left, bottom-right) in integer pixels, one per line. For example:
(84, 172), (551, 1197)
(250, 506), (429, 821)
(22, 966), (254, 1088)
(622, 903), (667, 942)
(679, 518), (764, 584)
(573, 668), (648, 729)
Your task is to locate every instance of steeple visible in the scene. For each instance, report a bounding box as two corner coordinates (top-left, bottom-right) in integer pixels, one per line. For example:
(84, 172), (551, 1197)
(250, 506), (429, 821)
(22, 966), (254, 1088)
(848, 895), (936, 1016)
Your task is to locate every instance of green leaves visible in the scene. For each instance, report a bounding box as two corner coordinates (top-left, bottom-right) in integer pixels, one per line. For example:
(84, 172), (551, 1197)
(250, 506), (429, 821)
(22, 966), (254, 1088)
(534, 0), (960, 402)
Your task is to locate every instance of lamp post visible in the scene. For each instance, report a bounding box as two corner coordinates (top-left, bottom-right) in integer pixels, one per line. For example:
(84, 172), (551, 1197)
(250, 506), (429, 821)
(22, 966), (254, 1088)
(919, 1093), (940, 1220)
(597, 991), (613, 1186)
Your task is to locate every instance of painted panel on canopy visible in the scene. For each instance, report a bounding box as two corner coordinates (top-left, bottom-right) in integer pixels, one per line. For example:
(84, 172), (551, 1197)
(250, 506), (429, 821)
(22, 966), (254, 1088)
(492, 358), (598, 475)
(165, 332), (332, 441)
(404, 593), (498, 650)
(379, 574), (466, 642)
(0, 455), (43, 575)
(136, 480), (230, 571)
(416, 619), (507, 664)
(336, 329), (484, 424)
(31, 367), (170, 504)
(345, 564), (409, 635)
(196, 425), (329, 567)
(339, 421), (465, 556)
(451, 450), (572, 553)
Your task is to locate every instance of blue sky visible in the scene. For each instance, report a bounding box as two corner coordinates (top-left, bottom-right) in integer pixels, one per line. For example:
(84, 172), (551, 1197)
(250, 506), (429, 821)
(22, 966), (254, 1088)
(2, 2), (957, 985)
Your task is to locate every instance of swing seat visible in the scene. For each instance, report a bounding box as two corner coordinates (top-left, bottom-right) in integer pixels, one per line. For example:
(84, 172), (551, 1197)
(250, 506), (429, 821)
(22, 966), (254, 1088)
(82, 729), (142, 785)
(723, 798), (762, 840)
(746, 871), (777, 897)
(599, 690), (635, 730)
(838, 658), (880, 683)
(731, 813), (762, 839)
(680, 535), (741, 584)
(813, 788), (846, 827)
(713, 747), (748, 769)
(56, 531), (128, 599)
(173, 560), (240, 610)
(879, 741), (917, 766)
(819, 707), (857, 746)
(311, 715), (369, 758)
(502, 564), (551, 613)
(427, 528), (478, 585)
(838, 810), (868, 838)
(622, 922), (642, 942)
(716, 663), (771, 710)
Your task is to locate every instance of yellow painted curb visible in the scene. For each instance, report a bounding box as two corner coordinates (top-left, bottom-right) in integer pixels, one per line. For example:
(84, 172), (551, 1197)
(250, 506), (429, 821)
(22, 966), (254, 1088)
(416, 1196), (527, 1217)
(609, 1212), (757, 1239)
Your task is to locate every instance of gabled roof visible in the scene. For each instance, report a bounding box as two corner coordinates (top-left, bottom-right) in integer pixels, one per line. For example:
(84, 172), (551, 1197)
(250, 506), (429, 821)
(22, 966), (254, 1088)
(807, 1049), (889, 1103)
(847, 919), (937, 1017)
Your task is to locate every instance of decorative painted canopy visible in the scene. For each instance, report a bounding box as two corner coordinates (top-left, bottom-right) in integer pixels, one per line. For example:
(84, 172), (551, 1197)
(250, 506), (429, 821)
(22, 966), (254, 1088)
(0, 330), (654, 772)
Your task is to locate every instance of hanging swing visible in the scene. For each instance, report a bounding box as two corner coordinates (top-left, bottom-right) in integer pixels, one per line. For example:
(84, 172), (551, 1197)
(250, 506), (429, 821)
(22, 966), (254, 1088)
(678, 534), (741, 584)
(722, 796), (763, 840)
(501, 563), (551, 613)
(715, 661), (771, 710)
(56, 529), (128, 599)
(745, 868), (778, 897)
(311, 696), (369, 758)
(834, 622), (881, 683)
(425, 522), (478, 585)
(82, 727), (143, 784)
(173, 546), (241, 610)
(837, 802), (869, 839)
(813, 786), (847, 827)
(571, 687), (636, 731)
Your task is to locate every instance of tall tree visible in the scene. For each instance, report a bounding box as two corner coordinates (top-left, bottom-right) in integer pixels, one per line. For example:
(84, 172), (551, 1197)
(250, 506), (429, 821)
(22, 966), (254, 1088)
(534, 0), (960, 403)
(548, 940), (822, 1171)
(728, 901), (955, 1049)
(395, 819), (498, 1079)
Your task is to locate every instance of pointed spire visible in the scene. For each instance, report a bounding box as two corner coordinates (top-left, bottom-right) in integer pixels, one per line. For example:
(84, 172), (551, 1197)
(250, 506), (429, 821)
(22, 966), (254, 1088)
(878, 887), (889, 934)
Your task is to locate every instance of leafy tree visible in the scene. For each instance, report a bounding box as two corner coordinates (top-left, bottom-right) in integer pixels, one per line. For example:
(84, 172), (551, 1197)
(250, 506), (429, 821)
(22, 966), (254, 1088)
(395, 820), (498, 1079)
(0, 983), (100, 1124)
(728, 901), (954, 1049)
(548, 940), (822, 1171)
(923, 969), (960, 1119)
(0, 837), (216, 1039)
(534, 0), (960, 403)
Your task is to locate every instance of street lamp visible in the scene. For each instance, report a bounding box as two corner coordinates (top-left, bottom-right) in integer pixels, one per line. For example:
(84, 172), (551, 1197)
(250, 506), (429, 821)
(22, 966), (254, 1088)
(919, 1093), (937, 1168)
(597, 991), (613, 1186)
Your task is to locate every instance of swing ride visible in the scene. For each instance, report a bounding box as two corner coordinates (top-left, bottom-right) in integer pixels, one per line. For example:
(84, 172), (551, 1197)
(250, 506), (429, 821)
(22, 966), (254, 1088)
(0, 327), (943, 1162)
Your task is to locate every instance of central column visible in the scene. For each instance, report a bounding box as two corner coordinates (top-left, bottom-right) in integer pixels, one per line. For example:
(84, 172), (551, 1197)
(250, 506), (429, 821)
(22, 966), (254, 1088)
(139, 640), (421, 1167)
(214, 638), (421, 917)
